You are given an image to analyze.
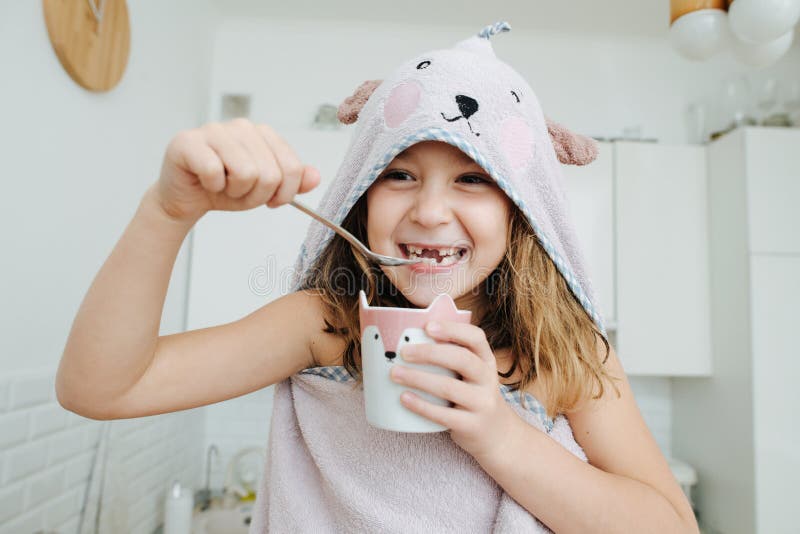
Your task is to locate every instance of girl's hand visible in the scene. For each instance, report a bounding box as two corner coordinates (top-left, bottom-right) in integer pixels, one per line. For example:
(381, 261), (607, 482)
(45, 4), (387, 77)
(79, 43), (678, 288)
(391, 321), (522, 462)
(154, 119), (321, 223)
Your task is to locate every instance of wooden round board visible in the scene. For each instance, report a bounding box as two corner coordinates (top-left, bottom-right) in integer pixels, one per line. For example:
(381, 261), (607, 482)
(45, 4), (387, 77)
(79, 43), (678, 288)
(43, 0), (130, 92)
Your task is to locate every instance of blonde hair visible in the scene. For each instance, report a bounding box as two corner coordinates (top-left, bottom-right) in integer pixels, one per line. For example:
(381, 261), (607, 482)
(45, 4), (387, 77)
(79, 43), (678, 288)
(300, 192), (619, 417)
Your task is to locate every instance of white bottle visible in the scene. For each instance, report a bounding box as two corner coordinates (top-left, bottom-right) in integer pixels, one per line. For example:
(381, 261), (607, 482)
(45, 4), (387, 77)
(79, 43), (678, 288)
(164, 479), (193, 534)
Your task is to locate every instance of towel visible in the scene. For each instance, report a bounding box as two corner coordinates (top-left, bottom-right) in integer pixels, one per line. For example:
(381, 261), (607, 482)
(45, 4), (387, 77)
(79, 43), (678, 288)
(249, 21), (606, 532)
(249, 371), (587, 533)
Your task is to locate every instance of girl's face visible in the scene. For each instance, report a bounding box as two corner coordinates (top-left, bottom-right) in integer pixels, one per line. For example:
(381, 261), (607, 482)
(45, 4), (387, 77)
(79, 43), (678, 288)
(366, 141), (512, 312)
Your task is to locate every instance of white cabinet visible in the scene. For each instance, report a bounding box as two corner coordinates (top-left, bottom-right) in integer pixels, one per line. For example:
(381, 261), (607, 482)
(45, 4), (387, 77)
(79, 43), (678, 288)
(671, 128), (800, 534)
(745, 130), (800, 254)
(750, 255), (800, 533)
(614, 142), (712, 376)
(561, 142), (615, 328)
(563, 140), (712, 376)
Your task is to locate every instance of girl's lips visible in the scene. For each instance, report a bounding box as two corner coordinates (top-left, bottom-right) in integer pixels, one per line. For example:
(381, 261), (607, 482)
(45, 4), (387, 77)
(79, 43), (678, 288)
(409, 262), (459, 273)
(397, 243), (469, 273)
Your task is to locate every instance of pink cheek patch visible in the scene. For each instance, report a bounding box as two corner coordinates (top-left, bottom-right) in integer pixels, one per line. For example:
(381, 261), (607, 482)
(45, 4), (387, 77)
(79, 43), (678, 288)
(500, 117), (535, 171)
(383, 81), (422, 129)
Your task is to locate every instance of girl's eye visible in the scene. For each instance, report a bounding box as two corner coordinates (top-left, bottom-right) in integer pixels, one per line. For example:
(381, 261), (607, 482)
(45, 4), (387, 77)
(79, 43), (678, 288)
(380, 171), (490, 184)
(459, 174), (491, 185)
(382, 170), (414, 181)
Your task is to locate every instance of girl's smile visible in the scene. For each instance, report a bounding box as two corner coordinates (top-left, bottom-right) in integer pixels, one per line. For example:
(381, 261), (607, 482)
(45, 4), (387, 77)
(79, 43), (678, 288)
(399, 242), (469, 273)
(366, 140), (511, 310)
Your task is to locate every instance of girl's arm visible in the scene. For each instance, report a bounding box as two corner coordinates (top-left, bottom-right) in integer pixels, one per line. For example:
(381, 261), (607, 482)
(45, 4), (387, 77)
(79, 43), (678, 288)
(57, 119), (321, 420)
(476, 343), (699, 533)
(56, 185), (318, 420)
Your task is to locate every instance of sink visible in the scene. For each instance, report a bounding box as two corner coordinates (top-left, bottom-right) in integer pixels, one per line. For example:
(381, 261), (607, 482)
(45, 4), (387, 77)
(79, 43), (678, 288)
(192, 504), (252, 534)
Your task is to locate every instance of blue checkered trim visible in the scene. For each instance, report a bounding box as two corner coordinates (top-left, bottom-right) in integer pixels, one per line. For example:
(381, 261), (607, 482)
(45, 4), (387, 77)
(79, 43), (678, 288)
(298, 365), (354, 382)
(499, 384), (554, 433)
(299, 366), (555, 433)
(321, 127), (606, 337)
(478, 21), (511, 40)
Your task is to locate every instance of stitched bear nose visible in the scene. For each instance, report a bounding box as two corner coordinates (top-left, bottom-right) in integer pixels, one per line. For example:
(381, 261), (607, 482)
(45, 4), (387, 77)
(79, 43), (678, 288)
(385, 351), (397, 360)
(455, 95), (479, 119)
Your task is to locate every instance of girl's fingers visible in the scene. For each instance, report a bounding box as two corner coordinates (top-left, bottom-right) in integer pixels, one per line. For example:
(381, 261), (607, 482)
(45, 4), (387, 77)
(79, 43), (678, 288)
(257, 124), (305, 207)
(425, 321), (496, 365)
(401, 343), (485, 384)
(172, 129), (226, 193)
(399, 391), (471, 431)
(391, 364), (480, 411)
(203, 122), (260, 199)
(297, 165), (321, 194)
(228, 119), (283, 207)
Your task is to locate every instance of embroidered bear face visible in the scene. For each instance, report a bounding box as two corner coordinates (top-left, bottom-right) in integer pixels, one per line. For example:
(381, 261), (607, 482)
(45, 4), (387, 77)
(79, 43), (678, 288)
(337, 23), (598, 171)
(386, 53), (540, 170)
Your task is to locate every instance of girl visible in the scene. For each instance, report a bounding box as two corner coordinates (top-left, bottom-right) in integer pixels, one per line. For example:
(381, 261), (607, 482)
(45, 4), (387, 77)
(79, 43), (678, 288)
(57, 22), (698, 533)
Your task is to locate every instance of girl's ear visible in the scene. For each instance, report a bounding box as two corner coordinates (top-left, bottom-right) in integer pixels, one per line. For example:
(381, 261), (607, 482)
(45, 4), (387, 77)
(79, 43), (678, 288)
(545, 117), (598, 166)
(337, 79), (383, 124)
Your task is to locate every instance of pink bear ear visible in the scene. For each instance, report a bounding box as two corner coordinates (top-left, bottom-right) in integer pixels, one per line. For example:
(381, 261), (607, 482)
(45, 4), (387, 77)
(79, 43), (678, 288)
(545, 117), (598, 166)
(337, 79), (383, 125)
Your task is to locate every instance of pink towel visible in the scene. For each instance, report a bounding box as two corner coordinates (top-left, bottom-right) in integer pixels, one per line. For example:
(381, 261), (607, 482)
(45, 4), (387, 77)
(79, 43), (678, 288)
(249, 372), (587, 532)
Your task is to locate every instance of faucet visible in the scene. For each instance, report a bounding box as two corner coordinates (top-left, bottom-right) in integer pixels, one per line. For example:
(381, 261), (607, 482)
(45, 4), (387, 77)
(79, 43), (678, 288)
(194, 444), (220, 511)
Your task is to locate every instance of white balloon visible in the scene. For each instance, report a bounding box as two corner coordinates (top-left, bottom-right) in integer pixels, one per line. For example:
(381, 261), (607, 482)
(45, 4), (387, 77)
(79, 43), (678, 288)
(670, 9), (729, 61)
(729, 0), (800, 44)
(731, 28), (795, 67)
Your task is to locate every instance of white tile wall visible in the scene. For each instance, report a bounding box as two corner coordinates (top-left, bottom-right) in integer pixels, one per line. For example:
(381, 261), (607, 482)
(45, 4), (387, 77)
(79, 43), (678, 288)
(201, 387), (273, 493)
(629, 377), (673, 458)
(0, 368), (204, 534)
(608, 331), (674, 458)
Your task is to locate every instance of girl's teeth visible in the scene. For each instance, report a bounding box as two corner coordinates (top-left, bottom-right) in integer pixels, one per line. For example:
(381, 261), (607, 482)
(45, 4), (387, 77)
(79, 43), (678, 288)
(405, 245), (464, 257)
(438, 254), (459, 266)
(405, 245), (464, 265)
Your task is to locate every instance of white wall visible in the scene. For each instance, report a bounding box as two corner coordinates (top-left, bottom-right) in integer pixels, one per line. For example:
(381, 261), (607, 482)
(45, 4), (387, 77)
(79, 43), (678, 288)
(0, 1), (215, 374)
(0, 2), (216, 532)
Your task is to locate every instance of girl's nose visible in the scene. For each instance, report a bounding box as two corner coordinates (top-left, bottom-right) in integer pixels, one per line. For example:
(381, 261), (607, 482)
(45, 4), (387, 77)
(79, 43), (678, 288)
(409, 189), (453, 227)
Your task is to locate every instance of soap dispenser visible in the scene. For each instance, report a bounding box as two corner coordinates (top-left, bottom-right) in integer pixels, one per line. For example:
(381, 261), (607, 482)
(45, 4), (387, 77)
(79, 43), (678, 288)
(163, 479), (193, 534)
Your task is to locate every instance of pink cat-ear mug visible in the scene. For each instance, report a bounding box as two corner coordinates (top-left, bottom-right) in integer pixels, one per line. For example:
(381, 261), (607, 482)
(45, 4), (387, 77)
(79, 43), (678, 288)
(358, 290), (472, 432)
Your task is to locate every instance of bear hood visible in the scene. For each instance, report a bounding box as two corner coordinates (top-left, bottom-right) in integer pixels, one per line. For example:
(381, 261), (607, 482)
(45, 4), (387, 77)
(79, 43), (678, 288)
(290, 21), (606, 338)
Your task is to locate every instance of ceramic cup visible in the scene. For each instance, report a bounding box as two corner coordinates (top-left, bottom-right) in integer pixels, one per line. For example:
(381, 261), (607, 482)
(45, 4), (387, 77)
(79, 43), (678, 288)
(359, 290), (472, 432)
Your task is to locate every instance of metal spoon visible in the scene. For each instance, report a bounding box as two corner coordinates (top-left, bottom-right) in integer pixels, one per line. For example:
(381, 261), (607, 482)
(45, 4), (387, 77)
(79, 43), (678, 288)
(288, 199), (430, 267)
